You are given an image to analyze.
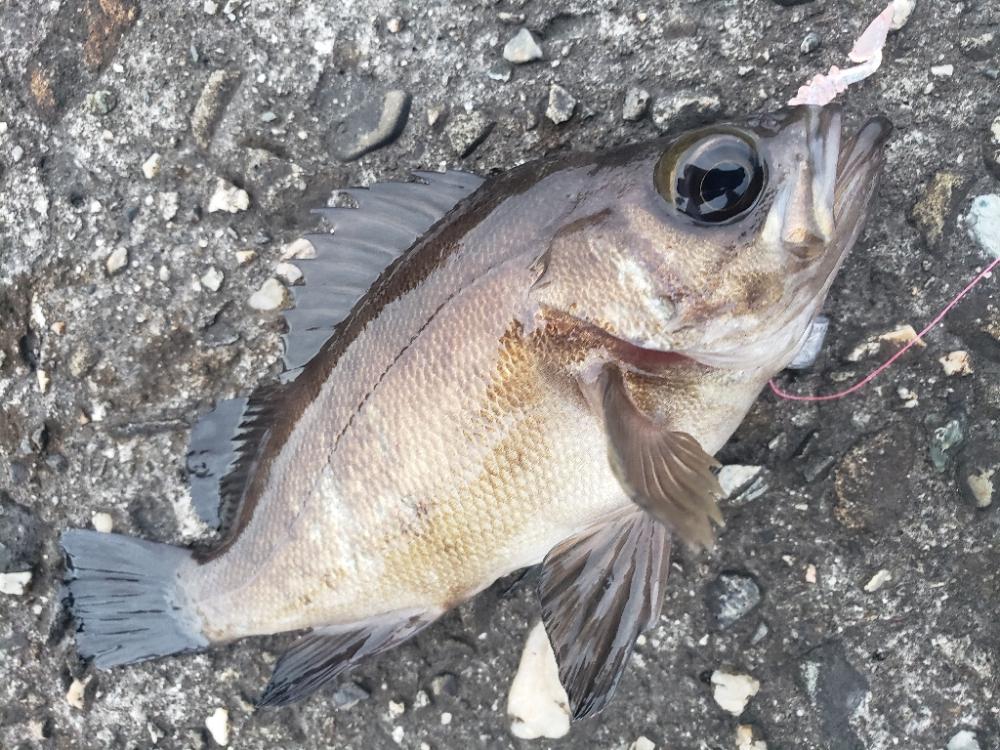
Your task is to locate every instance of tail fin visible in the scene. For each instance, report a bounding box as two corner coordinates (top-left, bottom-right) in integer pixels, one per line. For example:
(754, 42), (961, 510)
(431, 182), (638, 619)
(61, 530), (209, 667)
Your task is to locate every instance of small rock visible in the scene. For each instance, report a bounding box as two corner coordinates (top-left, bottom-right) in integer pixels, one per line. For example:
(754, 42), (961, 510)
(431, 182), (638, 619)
(335, 89), (412, 162)
(275, 262), (303, 285)
(141, 153), (161, 179)
(503, 28), (543, 64)
(498, 11), (526, 24)
(235, 249), (258, 265)
(0, 570), (32, 595)
(706, 572), (762, 629)
(890, 0), (916, 29)
(800, 31), (821, 55)
(106, 246), (129, 275)
(332, 681), (370, 709)
(711, 671), (759, 715)
(440, 712), (452, 725)
(386, 17), (404, 33)
(205, 707), (229, 746)
(92, 513), (114, 533)
(863, 569), (892, 592)
(11, 144), (24, 163)
(718, 465), (767, 502)
(736, 724), (768, 750)
(930, 64), (954, 77)
(204, 0), (219, 13)
(159, 191), (179, 222)
(280, 238), (316, 260)
(960, 32), (998, 62)
(965, 194), (1000, 258)
(629, 737), (656, 750)
(36, 369), (50, 394)
(430, 672), (459, 697)
(445, 111), (495, 158)
(965, 468), (995, 508)
(487, 63), (513, 82)
(207, 179), (250, 214)
(930, 419), (964, 472)
(805, 564), (817, 584)
(86, 90), (117, 115)
(910, 172), (964, 249)
(545, 84), (576, 125)
(622, 87), (651, 121)
(192, 70), (242, 150)
(248, 278), (287, 311)
(66, 676), (90, 710)
(652, 90), (721, 132)
(939, 350), (972, 376)
(69, 346), (100, 377)
(201, 267), (225, 292)
(507, 621), (570, 740)
(947, 730), (983, 750)
(387, 699), (406, 719)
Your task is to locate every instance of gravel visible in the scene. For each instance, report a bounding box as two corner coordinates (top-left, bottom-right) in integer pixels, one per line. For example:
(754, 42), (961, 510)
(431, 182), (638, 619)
(2, 1), (1000, 748)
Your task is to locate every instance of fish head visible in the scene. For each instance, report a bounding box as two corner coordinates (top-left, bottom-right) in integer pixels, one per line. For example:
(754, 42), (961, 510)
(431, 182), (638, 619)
(651, 104), (892, 370)
(537, 104), (892, 374)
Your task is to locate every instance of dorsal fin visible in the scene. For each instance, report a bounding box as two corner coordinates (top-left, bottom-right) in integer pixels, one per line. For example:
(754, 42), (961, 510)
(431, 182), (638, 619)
(186, 169), (484, 534)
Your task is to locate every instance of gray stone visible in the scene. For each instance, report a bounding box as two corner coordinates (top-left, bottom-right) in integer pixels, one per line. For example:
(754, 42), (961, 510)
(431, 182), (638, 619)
(930, 419), (964, 472)
(800, 31), (821, 55)
(651, 90), (721, 132)
(191, 69), (241, 150)
(622, 87), (650, 121)
(503, 29), (543, 64)
(333, 682), (371, 710)
(545, 84), (576, 125)
(86, 90), (117, 115)
(706, 572), (762, 629)
(334, 89), (412, 162)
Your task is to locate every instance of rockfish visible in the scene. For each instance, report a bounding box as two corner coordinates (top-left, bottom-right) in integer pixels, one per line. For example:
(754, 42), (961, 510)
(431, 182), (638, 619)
(61, 103), (890, 717)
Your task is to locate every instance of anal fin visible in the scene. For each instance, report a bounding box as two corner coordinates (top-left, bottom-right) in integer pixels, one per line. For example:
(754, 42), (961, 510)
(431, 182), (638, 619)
(257, 611), (435, 707)
(539, 510), (671, 719)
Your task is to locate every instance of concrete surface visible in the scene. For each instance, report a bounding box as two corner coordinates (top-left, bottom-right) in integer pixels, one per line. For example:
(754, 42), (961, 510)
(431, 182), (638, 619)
(1, 0), (999, 748)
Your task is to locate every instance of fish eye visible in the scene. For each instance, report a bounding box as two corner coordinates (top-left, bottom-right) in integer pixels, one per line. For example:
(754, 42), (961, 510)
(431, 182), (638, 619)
(654, 131), (766, 224)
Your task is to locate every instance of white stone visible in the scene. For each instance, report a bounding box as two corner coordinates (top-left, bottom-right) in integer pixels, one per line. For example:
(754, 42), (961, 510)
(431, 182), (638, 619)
(106, 246), (129, 274)
(805, 564), (817, 584)
(966, 194), (1000, 258)
(387, 700), (405, 719)
(507, 621), (570, 739)
(204, 0), (219, 14)
(275, 262), (303, 285)
(931, 64), (954, 77)
(939, 350), (972, 376)
(66, 677), (90, 709)
(391, 726), (404, 744)
(718, 465), (763, 498)
(736, 724), (768, 750)
(503, 29), (543, 64)
(711, 671), (760, 715)
(141, 153), (161, 179)
(0, 571), (32, 596)
(440, 711), (452, 726)
(235, 250), (257, 265)
(890, 0), (916, 29)
(280, 237), (316, 260)
(201, 267), (225, 292)
(36, 369), (50, 394)
(207, 179), (250, 214)
(864, 569), (892, 592)
(248, 278), (287, 311)
(629, 737), (656, 750)
(205, 707), (229, 746)
(967, 468), (995, 508)
(947, 730), (982, 750)
(92, 512), (114, 533)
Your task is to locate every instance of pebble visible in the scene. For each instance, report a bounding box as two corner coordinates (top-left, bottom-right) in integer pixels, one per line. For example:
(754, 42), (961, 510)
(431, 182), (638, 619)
(507, 621), (570, 740)
(106, 246), (129, 275)
(92, 512), (114, 533)
(280, 238), (316, 260)
(440, 712), (452, 726)
(205, 707), (229, 746)
(965, 194), (1000, 258)
(12, 144), (24, 162)
(930, 419), (964, 472)
(386, 17), (403, 33)
(947, 730), (982, 750)
(36, 369), (50, 394)
(387, 699), (406, 719)
(718, 465), (766, 501)
(191, 69), (241, 150)
(0, 571), (32, 595)
(275, 262), (303, 285)
(909, 172), (963, 249)
(965, 468), (995, 508)
(930, 64), (954, 77)
(622, 87), (651, 121)
(800, 31), (821, 55)
(939, 350), (972, 376)
(706, 572), (762, 628)
(710, 671), (759, 715)
(652, 90), (721, 132)
(546, 84), (576, 124)
(248, 278), (287, 311)
(159, 191), (179, 222)
(736, 725), (768, 750)
(863, 569), (892, 592)
(805, 564), (817, 584)
(335, 89), (411, 162)
(503, 28), (543, 64)
(430, 672), (459, 697)
(891, 0), (916, 29)
(66, 676), (90, 709)
(445, 111), (495, 158)
(204, 0), (218, 13)
(201, 267), (225, 292)
(86, 90), (117, 115)
(207, 179), (250, 214)
(629, 737), (656, 750)
(332, 681), (370, 709)
(141, 153), (161, 180)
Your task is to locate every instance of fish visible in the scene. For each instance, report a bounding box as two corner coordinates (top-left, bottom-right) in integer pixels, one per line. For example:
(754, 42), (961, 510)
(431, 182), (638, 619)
(60, 103), (891, 719)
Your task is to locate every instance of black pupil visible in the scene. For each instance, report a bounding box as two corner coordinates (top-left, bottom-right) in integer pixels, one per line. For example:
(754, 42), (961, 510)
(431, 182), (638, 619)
(672, 136), (764, 223)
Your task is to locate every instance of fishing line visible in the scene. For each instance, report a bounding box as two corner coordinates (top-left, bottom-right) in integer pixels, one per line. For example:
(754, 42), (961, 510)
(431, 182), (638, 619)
(769, 254), (1000, 402)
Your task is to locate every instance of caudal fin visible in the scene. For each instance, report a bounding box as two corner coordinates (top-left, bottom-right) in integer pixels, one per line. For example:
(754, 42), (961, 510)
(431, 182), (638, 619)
(61, 530), (208, 667)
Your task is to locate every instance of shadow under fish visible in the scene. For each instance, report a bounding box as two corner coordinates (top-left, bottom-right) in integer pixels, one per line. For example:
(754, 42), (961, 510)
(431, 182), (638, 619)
(60, 103), (891, 719)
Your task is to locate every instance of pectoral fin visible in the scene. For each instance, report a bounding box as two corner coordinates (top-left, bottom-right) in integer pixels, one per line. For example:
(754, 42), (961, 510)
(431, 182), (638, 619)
(589, 363), (724, 549)
(539, 510), (671, 719)
(257, 611), (434, 707)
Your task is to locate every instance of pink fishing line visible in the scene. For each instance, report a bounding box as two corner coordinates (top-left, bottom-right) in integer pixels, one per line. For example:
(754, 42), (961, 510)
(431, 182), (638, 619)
(770, 254), (1000, 403)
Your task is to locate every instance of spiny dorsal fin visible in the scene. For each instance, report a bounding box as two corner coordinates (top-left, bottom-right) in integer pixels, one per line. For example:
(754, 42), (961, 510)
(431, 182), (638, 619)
(186, 169), (484, 536)
(281, 169), (485, 374)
